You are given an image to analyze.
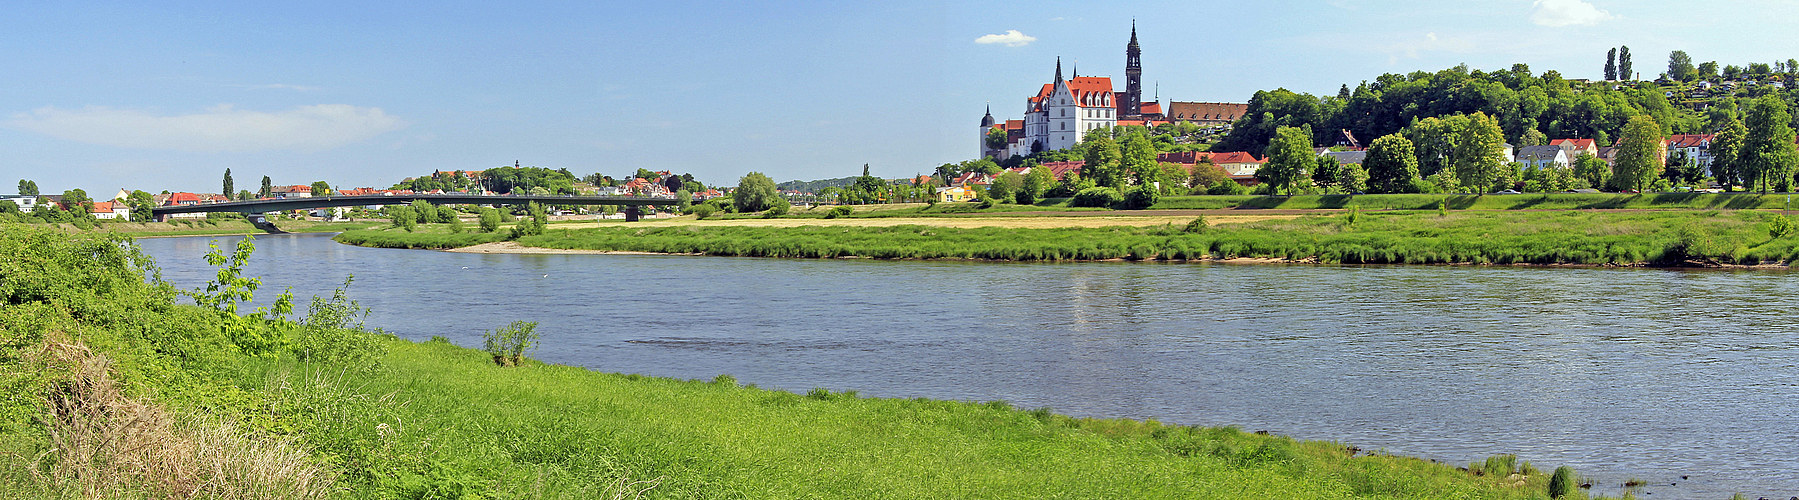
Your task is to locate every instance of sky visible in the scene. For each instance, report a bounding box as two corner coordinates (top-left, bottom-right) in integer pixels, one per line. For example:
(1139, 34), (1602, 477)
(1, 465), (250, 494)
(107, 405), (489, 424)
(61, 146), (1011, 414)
(5, 0), (1799, 195)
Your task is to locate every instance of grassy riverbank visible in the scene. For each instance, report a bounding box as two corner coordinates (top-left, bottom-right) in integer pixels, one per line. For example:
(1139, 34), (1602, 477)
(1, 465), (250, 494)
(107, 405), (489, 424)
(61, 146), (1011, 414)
(393, 210), (1796, 265)
(1149, 192), (1795, 211)
(2, 225), (1618, 498)
(25, 218), (383, 237)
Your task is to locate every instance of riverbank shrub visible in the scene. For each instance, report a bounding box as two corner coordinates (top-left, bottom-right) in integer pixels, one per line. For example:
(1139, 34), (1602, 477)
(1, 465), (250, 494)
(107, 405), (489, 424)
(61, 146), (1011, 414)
(1119, 185), (1159, 210)
(1071, 187), (1122, 208)
(1548, 466), (1578, 498)
(481, 320), (539, 366)
(823, 205), (854, 219)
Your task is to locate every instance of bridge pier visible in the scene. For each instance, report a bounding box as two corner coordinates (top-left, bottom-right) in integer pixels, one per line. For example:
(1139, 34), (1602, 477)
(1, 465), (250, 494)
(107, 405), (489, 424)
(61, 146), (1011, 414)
(624, 206), (641, 222)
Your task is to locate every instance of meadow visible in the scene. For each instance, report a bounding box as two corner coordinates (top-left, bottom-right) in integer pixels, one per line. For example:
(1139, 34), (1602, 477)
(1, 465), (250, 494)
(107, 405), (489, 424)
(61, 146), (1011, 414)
(0, 225), (1618, 498)
(488, 210), (1795, 266)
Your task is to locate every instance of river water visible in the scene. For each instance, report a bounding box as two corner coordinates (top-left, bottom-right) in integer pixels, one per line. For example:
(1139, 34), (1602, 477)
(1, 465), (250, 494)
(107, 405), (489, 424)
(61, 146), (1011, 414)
(136, 233), (1799, 498)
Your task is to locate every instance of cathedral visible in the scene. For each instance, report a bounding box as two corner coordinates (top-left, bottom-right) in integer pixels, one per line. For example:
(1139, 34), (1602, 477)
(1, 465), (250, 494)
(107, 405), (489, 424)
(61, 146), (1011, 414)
(981, 24), (1246, 160)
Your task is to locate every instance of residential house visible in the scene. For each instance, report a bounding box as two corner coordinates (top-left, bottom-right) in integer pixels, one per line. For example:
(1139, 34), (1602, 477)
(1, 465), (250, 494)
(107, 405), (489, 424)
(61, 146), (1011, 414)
(1515, 145), (1570, 170)
(1041, 160), (1083, 180)
(1, 194), (37, 212)
(271, 185), (313, 199)
(936, 185), (977, 202)
(88, 201), (130, 220)
(1667, 134), (1714, 170)
(952, 171), (993, 187)
(1320, 150), (1367, 166)
(1210, 151), (1265, 177)
(1550, 138), (1599, 158)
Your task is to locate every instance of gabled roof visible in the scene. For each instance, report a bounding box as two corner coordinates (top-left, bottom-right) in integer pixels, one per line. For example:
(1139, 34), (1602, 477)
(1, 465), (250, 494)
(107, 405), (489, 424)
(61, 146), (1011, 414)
(1667, 134), (1713, 148)
(1138, 101), (1163, 115)
(1167, 102), (1248, 122)
(1035, 77), (1115, 109)
(168, 192), (201, 204)
(1322, 151), (1367, 165)
(1041, 161), (1083, 180)
(1516, 145), (1567, 162)
(88, 201), (116, 213)
(1210, 152), (1264, 164)
(1549, 138), (1596, 150)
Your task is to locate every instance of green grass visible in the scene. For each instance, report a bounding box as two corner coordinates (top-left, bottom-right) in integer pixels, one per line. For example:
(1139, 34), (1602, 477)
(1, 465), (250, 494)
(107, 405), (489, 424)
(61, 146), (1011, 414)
(1152, 192), (1792, 211)
(507, 210), (1799, 265)
(0, 225), (1631, 498)
(333, 229), (507, 249)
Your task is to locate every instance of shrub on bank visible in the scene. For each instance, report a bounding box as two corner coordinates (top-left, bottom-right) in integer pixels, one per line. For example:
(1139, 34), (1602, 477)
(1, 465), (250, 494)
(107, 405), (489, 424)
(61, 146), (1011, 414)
(1070, 187), (1122, 208)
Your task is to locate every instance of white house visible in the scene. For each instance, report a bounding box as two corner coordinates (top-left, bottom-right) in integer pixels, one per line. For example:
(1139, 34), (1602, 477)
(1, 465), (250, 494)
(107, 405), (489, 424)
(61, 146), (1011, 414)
(1515, 145), (1570, 170)
(1018, 59), (1117, 154)
(1, 194), (37, 212)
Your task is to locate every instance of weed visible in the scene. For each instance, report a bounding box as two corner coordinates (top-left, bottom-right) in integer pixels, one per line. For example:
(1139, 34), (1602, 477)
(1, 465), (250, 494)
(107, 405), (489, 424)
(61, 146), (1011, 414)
(1548, 466), (1577, 498)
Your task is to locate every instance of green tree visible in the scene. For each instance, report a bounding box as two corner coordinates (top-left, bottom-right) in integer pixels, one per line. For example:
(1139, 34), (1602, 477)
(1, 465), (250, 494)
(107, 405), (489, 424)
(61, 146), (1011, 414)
(1312, 156), (1343, 191)
(388, 206), (417, 232)
(223, 168), (235, 199)
(1605, 48), (1617, 81)
(1668, 50), (1696, 82)
(1698, 61), (1719, 81)
(1338, 163), (1370, 193)
(1571, 152), (1609, 189)
(1082, 131), (1124, 188)
(1364, 134), (1421, 194)
(1122, 133), (1158, 186)
(1019, 164), (1053, 205)
(1452, 113), (1507, 193)
(1742, 95), (1798, 193)
(732, 172), (781, 213)
(478, 207), (501, 233)
(985, 127), (1008, 152)
(310, 181), (332, 197)
(409, 200), (439, 223)
(1711, 115), (1747, 190)
(1260, 125), (1315, 195)
(1618, 45), (1633, 80)
(674, 189), (693, 213)
(16, 179), (38, 196)
(987, 171), (1023, 204)
(126, 190), (155, 222)
(260, 176), (273, 198)
(1612, 115), (1666, 192)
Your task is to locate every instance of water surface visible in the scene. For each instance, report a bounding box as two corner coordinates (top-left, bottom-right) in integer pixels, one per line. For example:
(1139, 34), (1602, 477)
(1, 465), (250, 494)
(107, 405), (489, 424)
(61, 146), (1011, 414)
(138, 233), (1799, 498)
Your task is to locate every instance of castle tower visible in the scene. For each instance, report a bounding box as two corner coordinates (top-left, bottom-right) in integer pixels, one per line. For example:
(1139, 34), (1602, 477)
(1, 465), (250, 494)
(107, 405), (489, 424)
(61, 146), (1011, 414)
(1121, 21), (1142, 118)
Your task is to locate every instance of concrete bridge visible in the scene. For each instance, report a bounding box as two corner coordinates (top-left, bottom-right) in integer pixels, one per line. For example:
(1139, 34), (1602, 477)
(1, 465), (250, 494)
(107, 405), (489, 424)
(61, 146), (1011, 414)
(150, 193), (681, 222)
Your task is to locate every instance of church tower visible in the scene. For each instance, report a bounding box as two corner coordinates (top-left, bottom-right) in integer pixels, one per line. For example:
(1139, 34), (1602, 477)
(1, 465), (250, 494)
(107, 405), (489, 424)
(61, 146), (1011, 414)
(1121, 21), (1142, 118)
(979, 104), (997, 158)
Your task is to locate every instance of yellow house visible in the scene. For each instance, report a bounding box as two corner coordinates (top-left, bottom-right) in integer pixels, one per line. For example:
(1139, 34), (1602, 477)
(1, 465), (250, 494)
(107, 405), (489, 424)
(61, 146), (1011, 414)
(936, 185), (976, 202)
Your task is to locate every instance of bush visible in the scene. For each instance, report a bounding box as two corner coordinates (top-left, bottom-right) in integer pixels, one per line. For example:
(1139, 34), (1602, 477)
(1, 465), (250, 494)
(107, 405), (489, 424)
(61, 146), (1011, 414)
(1070, 187), (1122, 208)
(1770, 214), (1794, 238)
(823, 205), (853, 219)
(693, 204), (716, 220)
(481, 321), (539, 367)
(1118, 185), (1159, 210)
(1548, 466), (1577, 498)
(1184, 216), (1208, 233)
(1205, 180), (1248, 195)
(477, 208), (499, 233)
(762, 199), (790, 218)
(291, 276), (385, 364)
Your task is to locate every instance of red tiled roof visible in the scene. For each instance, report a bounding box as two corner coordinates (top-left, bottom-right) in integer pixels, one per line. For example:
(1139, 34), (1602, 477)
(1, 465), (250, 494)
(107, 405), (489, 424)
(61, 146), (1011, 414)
(1005, 119), (1023, 131)
(1211, 152), (1264, 164)
(1550, 138), (1596, 150)
(1042, 160), (1083, 180)
(1139, 102), (1163, 115)
(1667, 134), (1713, 148)
(1167, 102), (1248, 122)
(88, 201), (115, 213)
(168, 193), (201, 204)
(1033, 77), (1115, 109)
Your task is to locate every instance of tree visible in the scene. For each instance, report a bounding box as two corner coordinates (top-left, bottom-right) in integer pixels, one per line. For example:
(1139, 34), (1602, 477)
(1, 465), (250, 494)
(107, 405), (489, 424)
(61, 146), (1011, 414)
(985, 127), (1008, 152)
(478, 207), (501, 233)
(732, 172), (781, 213)
(223, 168), (235, 199)
(1260, 125), (1315, 195)
(310, 181), (332, 197)
(126, 190), (155, 222)
(1605, 48), (1618, 81)
(1571, 152), (1609, 189)
(260, 176), (273, 198)
(1121, 133), (1158, 186)
(1618, 46), (1633, 80)
(1189, 161), (1230, 189)
(1452, 113), (1507, 193)
(1019, 164), (1053, 205)
(1518, 128), (1548, 147)
(1365, 134), (1421, 194)
(988, 171), (1023, 204)
(1338, 163), (1369, 193)
(1710, 115), (1747, 190)
(1668, 50), (1696, 82)
(1312, 156), (1343, 191)
(1612, 115), (1666, 193)
(388, 206), (417, 232)
(1699, 61), (1720, 81)
(16, 179), (37, 196)
(1082, 131), (1124, 188)
(410, 200), (439, 223)
(1742, 95), (1798, 193)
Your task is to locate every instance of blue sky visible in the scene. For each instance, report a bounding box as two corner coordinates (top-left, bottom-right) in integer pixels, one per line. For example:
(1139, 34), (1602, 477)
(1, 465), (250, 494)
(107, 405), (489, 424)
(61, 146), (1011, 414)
(5, 0), (1798, 194)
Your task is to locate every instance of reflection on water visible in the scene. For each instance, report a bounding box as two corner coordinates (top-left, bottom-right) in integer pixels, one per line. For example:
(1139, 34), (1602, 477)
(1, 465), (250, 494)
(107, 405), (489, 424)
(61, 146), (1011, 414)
(139, 233), (1799, 498)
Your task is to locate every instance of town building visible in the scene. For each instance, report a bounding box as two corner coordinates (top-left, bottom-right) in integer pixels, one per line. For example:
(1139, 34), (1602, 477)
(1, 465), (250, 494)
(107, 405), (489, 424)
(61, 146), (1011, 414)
(1516, 145), (1571, 169)
(982, 25), (1246, 160)
(1, 194), (37, 212)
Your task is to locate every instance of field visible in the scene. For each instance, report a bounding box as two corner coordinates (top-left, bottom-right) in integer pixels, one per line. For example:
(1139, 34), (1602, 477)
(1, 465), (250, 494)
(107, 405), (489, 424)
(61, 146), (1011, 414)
(0, 225), (1612, 498)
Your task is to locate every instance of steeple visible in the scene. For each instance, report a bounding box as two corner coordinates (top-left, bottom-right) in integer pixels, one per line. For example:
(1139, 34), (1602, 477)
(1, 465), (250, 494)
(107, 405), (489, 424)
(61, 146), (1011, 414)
(1072, 61), (1077, 78)
(981, 103), (995, 128)
(1122, 21), (1143, 118)
(1054, 57), (1064, 84)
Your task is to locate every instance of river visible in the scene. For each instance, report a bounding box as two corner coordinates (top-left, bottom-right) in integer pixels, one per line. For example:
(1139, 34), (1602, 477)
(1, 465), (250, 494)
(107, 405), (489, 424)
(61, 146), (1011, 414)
(136, 232), (1799, 498)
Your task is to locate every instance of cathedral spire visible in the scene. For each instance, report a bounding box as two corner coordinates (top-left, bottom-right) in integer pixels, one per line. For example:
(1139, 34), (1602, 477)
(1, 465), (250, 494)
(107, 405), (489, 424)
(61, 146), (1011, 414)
(1122, 21), (1143, 118)
(1054, 57), (1064, 84)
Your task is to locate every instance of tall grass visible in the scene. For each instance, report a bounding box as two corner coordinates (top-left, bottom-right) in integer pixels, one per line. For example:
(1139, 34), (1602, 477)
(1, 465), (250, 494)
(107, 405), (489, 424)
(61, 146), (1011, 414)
(1152, 192), (1789, 211)
(334, 229), (505, 249)
(510, 211), (1799, 266)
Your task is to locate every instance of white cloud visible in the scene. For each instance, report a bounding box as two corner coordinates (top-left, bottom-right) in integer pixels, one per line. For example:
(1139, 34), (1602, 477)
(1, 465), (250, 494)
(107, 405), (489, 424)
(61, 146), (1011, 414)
(974, 30), (1037, 47)
(1530, 0), (1612, 27)
(6, 104), (407, 152)
(232, 83), (321, 92)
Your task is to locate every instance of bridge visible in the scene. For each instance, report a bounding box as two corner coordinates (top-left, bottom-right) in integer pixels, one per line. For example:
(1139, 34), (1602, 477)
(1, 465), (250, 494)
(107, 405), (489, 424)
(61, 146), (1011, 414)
(150, 193), (682, 222)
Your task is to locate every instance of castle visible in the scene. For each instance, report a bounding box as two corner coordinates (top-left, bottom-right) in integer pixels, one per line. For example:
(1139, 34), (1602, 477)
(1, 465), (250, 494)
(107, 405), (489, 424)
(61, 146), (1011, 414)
(981, 24), (1248, 159)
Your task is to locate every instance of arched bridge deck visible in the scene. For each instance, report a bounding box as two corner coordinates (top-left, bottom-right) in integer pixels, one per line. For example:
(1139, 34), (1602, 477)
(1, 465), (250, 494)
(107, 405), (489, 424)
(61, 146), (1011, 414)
(151, 194), (680, 220)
